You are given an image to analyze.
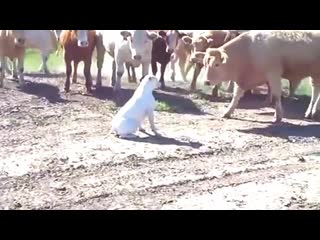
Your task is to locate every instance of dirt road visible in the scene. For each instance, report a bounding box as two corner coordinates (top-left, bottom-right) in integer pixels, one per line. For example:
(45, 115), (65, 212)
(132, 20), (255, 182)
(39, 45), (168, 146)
(0, 73), (320, 210)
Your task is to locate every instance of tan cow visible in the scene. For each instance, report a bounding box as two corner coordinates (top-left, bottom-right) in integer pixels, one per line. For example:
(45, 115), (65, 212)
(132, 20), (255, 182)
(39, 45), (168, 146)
(0, 30), (26, 88)
(201, 30), (320, 123)
(182, 30), (242, 95)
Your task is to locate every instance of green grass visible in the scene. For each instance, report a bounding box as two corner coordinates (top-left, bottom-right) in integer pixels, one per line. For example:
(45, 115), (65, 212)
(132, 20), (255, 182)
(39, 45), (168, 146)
(23, 49), (64, 72)
(156, 101), (173, 112)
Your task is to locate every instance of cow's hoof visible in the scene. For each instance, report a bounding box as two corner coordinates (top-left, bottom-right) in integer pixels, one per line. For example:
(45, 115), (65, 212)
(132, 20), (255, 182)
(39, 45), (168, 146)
(13, 74), (18, 79)
(305, 111), (312, 119)
(311, 111), (320, 121)
(86, 89), (93, 95)
(272, 117), (282, 124)
(96, 82), (102, 89)
(204, 80), (211, 86)
(222, 112), (231, 119)
(160, 84), (166, 90)
(72, 79), (77, 84)
(64, 87), (70, 93)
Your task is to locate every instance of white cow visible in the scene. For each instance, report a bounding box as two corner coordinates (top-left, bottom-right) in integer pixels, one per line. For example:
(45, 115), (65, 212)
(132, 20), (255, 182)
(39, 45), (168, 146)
(95, 30), (158, 92)
(5, 30), (59, 77)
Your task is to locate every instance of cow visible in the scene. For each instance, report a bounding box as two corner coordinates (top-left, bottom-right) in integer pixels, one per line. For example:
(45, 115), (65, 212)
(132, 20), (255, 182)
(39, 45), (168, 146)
(201, 30), (320, 123)
(182, 30), (242, 95)
(59, 30), (97, 93)
(4, 30), (59, 77)
(167, 30), (194, 83)
(0, 30), (26, 88)
(95, 30), (158, 92)
(151, 31), (172, 89)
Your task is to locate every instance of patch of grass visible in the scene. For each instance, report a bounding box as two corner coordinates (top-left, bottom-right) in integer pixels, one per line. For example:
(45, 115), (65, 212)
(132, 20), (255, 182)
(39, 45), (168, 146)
(295, 79), (311, 96)
(155, 101), (173, 112)
(23, 49), (64, 72)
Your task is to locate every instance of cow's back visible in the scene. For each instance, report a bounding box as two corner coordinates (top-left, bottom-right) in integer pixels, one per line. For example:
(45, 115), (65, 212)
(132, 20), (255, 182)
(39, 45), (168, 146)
(247, 31), (320, 77)
(0, 30), (24, 58)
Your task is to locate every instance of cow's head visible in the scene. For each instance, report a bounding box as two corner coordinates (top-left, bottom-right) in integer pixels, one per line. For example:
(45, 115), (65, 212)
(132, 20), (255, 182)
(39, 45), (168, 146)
(203, 48), (229, 85)
(131, 30), (157, 62)
(72, 30), (89, 47)
(166, 30), (180, 53)
(120, 30), (132, 40)
(10, 30), (26, 47)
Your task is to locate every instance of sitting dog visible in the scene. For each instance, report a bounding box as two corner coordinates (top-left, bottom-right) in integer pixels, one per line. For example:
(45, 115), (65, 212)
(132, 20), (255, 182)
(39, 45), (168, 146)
(111, 74), (161, 139)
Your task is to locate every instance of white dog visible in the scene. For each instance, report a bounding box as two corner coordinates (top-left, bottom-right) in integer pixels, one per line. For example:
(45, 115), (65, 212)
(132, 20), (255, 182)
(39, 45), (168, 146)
(111, 74), (161, 138)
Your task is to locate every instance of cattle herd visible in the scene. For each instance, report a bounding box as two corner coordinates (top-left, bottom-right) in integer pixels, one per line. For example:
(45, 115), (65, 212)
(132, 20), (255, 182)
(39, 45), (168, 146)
(0, 30), (320, 124)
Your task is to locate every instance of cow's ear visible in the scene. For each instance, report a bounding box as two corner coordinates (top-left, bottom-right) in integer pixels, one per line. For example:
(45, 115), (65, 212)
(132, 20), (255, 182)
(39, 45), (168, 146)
(182, 36), (192, 45)
(220, 51), (228, 64)
(147, 32), (158, 40)
(207, 38), (214, 47)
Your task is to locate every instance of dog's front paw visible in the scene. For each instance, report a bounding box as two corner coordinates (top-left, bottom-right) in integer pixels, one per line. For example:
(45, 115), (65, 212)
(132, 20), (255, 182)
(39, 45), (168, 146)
(139, 127), (146, 132)
(151, 128), (160, 136)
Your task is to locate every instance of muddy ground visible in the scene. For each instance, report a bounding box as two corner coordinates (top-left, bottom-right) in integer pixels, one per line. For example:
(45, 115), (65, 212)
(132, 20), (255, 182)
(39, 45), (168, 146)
(0, 70), (320, 210)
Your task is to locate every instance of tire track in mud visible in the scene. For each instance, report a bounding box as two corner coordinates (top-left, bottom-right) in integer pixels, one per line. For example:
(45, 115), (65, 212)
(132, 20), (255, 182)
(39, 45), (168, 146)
(1, 145), (319, 210)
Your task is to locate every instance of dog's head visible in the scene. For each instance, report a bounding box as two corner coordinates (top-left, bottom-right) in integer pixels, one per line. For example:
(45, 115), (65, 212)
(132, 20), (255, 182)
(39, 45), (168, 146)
(139, 74), (161, 91)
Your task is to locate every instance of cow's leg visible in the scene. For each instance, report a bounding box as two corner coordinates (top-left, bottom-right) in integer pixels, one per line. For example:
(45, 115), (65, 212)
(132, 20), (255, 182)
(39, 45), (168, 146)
(263, 82), (273, 106)
(289, 79), (301, 98)
(125, 62), (132, 82)
(114, 61), (124, 92)
(64, 59), (72, 92)
(151, 59), (157, 76)
(0, 57), (5, 88)
(84, 60), (93, 94)
(96, 35), (105, 88)
(170, 54), (177, 81)
(159, 62), (167, 89)
(12, 59), (18, 79)
(17, 56), (25, 87)
(226, 81), (234, 93)
(72, 61), (79, 83)
(4, 58), (12, 75)
(211, 83), (222, 97)
(190, 63), (202, 91)
(311, 85), (320, 121)
(305, 78), (320, 119)
(267, 75), (283, 123)
(185, 60), (193, 77)
(131, 66), (137, 83)
(142, 62), (150, 77)
(111, 60), (116, 87)
(178, 57), (188, 82)
(40, 53), (50, 74)
(222, 83), (245, 118)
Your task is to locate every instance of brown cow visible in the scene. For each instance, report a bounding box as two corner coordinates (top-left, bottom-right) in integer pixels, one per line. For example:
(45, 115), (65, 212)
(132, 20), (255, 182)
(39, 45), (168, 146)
(0, 30), (26, 88)
(202, 30), (320, 123)
(182, 30), (242, 95)
(59, 30), (97, 93)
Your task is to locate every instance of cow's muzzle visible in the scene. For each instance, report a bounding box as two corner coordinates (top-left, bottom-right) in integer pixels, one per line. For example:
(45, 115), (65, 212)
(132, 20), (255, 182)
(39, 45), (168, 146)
(134, 55), (142, 61)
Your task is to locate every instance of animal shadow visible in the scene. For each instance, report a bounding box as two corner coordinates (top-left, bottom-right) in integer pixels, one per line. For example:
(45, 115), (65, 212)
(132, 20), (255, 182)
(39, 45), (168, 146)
(24, 72), (66, 79)
(237, 121), (320, 140)
(19, 80), (73, 104)
(125, 133), (204, 148)
(92, 86), (205, 115)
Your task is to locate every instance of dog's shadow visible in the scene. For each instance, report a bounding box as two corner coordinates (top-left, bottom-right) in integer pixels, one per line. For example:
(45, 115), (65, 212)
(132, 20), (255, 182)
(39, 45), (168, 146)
(123, 132), (203, 148)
